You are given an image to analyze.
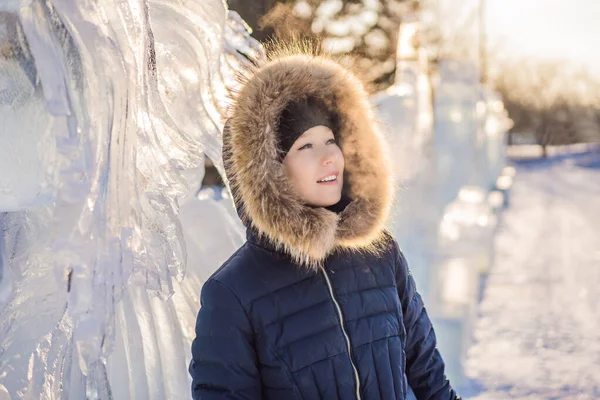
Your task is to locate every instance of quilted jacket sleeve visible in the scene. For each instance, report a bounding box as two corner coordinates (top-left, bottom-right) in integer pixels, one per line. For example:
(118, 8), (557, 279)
(189, 278), (262, 399)
(392, 241), (460, 400)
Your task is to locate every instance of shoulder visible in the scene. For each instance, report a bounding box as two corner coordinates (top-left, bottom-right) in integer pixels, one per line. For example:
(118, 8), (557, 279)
(202, 240), (304, 308)
(208, 242), (254, 282)
(209, 239), (291, 280)
(333, 230), (402, 272)
(372, 231), (410, 283)
(374, 230), (405, 265)
(204, 242), (263, 299)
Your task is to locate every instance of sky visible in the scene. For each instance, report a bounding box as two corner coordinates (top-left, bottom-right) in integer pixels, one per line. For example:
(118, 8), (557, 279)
(433, 0), (600, 79)
(485, 0), (600, 77)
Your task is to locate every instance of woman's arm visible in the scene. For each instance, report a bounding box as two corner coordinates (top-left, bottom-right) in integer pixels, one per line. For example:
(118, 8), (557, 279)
(392, 241), (460, 400)
(189, 278), (262, 399)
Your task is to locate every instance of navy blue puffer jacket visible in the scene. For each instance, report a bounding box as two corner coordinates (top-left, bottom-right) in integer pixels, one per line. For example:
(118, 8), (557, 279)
(189, 50), (458, 399)
(190, 230), (457, 399)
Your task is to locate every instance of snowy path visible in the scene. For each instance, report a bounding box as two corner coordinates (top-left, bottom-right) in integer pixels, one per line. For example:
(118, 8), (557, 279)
(463, 150), (600, 399)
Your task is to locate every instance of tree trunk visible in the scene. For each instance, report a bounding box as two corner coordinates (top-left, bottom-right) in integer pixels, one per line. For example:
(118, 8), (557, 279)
(227, 0), (279, 41)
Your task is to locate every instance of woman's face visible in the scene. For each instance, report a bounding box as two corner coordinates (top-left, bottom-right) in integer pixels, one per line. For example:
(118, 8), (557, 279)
(282, 125), (345, 207)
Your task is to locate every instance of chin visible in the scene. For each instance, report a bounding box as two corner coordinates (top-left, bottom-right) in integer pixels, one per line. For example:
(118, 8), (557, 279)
(313, 192), (342, 207)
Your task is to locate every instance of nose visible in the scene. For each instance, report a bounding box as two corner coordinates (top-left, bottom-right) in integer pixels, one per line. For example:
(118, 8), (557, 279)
(321, 147), (337, 166)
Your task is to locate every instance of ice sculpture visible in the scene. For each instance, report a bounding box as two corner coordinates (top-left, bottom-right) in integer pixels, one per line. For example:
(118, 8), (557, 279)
(372, 17), (513, 388)
(481, 89), (513, 190)
(0, 0), (262, 398)
(371, 16), (439, 301)
(433, 60), (484, 207)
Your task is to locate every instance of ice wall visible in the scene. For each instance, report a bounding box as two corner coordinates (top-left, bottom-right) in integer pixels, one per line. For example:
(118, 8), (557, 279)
(373, 43), (512, 388)
(0, 0), (261, 398)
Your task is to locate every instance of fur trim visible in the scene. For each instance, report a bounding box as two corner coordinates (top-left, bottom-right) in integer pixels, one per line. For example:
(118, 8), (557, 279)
(226, 45), (394, 268)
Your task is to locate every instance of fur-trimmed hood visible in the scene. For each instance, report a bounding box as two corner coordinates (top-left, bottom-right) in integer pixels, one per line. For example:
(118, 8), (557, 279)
(224, 48), (394, 268)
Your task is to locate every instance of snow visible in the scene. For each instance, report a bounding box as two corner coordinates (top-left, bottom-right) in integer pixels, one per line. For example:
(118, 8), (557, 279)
(306, 0), (384, 54)
(462, 149), (600, 399)
(315, 0), (343, 18)
(293, 1), (312, 19)
(323, 36), (357, 54)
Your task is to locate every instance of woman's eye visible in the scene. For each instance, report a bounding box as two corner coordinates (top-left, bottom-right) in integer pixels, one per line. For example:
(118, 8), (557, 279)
(299, 143), (312, 150)
(327, 138), (337, 145)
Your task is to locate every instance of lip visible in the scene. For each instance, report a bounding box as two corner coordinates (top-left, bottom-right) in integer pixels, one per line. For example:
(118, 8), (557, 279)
(316, 171), (340, 185)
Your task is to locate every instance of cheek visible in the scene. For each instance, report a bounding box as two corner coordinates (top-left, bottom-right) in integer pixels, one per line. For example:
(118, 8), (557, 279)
(285, 156), (314, 188)
(297, 162), (316, 188)
(336, 148), (345, 171)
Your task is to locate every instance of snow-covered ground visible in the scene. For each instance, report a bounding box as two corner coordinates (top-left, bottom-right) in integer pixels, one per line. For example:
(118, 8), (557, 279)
(462, 148), (600, 399)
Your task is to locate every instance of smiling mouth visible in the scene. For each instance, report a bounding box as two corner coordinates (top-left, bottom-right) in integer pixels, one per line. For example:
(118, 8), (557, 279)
(317, 174), (338, 183)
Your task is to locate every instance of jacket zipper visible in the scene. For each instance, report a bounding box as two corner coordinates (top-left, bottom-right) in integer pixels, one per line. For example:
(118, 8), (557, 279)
(320, 267), (362, 400)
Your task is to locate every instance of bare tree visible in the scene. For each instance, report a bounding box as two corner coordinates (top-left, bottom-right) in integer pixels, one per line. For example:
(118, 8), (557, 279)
(227, 0), (285, 41)
(259, 0), (420, 91)
(493, 59), (600, 155)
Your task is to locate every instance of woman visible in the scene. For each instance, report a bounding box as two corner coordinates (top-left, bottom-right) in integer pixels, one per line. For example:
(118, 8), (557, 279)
(189, 48), (459, 400)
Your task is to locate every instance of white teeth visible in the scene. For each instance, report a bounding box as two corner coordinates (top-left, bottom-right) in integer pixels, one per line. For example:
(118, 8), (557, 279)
(318, 175), (336, 182)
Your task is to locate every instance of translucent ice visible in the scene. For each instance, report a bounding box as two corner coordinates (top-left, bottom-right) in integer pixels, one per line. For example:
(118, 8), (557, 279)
(0, 0), (261, 398)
